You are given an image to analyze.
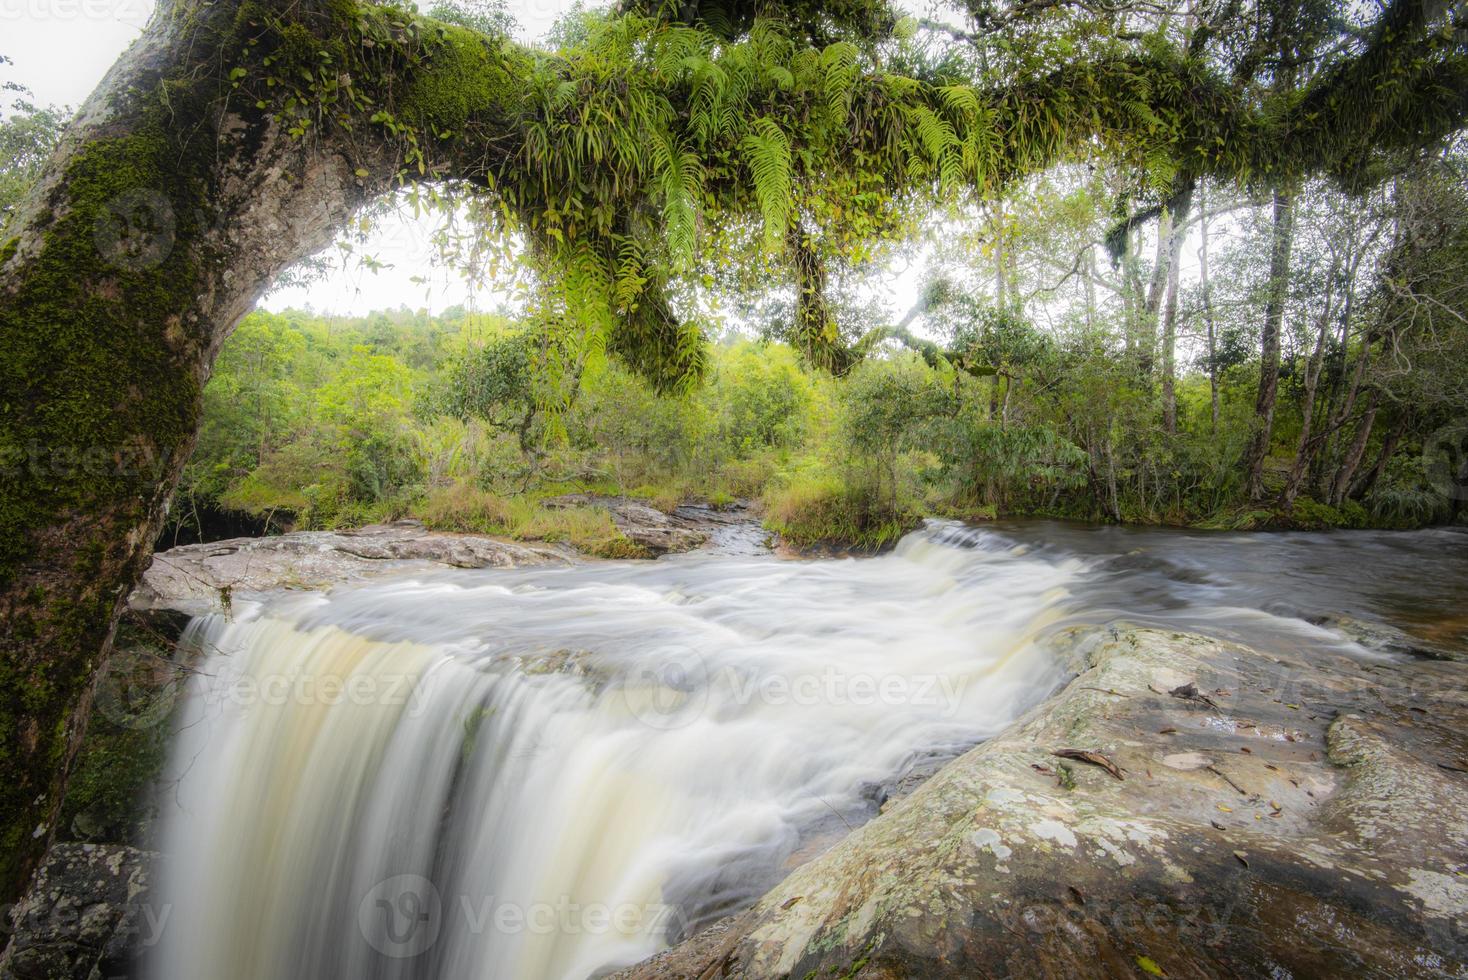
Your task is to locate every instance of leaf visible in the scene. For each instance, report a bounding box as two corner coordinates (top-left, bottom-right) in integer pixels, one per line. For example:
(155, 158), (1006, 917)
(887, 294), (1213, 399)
(1050, 748), (1124, 780)
(738, 117), (791, 247)
(1136, 956), (1165, 976)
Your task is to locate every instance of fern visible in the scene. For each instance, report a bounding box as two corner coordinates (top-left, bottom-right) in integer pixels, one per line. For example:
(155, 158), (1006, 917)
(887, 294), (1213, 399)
(739, 117), (793, 248)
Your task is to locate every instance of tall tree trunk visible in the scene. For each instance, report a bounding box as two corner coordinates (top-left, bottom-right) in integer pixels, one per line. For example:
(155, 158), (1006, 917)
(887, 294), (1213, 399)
(1350, 414), (1407, 501)
(1159, 188), (1193, 434)
(1198, 188), (1220, 432)
(1135, 210), (1171, 376)
(1329, 392), (1379, 505)
(1317, 335), (1373, 496)
(1280, 252), (1344, 508)
(1244, 187), (1296, 499)
(0, 0), (522, 906)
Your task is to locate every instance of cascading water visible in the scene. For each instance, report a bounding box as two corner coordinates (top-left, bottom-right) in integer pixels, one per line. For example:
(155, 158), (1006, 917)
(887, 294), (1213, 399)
(152, 523), (1076, 980)
(151, 519), (1468, 979)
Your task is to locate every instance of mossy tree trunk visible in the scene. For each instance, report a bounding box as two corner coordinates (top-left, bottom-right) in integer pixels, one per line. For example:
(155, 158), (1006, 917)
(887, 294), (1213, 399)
(0, 0), (521, 906)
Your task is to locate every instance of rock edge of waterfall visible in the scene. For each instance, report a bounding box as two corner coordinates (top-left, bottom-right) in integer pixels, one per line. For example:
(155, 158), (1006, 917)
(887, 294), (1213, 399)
(613, 625), (1468, 979)
(128, 500), (761, 615)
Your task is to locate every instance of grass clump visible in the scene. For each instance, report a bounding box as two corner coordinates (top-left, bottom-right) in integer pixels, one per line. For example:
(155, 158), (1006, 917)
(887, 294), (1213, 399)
(419, 481), (647, 558)
(763, 472), (918, 551)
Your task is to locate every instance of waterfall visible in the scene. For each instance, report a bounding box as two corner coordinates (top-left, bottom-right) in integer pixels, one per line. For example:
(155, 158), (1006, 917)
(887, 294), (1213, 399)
(153, 524), (1078, 979)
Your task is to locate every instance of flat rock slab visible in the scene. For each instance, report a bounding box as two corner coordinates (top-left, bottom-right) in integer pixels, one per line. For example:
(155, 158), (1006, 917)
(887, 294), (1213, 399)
(614, 626), (1468, 979)
(130, 520), (569, 615)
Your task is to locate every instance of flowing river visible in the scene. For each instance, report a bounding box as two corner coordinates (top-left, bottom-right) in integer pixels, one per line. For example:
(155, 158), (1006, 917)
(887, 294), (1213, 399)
(150, 520), (1468, 980)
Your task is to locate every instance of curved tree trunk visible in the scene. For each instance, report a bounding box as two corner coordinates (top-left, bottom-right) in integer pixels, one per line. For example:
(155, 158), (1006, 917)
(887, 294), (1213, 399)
(0, 0), (519, 905)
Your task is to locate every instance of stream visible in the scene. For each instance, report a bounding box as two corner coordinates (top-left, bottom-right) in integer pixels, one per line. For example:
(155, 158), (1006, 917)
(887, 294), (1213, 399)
(150, 520), (1468, 980)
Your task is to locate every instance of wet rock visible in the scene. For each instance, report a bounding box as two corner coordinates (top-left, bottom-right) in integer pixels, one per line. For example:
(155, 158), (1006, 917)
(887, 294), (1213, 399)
(613, 626), (1468, 979)
(1313, 612), (1468, 663)
(0, 844), (159, 980)
(541, 495), (711, 556)
(130, 520), (571, 614)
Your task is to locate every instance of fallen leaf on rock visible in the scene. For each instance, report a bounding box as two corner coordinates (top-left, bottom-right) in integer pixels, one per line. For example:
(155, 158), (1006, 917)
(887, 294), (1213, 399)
(1068, 885), (1085, 905)
(1158, 727), (1178, 734)
(1210, 820), (1226, 830)
(1136, 955), (1165, 976)
(781, 896), (802, 910)
(1234, 850), (1249, 867)
(1051, 748), (1124, 780)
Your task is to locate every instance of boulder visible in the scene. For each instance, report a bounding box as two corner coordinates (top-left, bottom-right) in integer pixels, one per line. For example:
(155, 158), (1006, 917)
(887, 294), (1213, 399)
(0, 845), (159, 980)
(614, 626), (1468, 978)
(130, 520), (570, 614)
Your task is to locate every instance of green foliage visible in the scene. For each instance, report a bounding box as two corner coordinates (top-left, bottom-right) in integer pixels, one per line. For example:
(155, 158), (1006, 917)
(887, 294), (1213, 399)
(418, 481), (647, 557)
(762, 470), (917, 550)
(0, 75), (66, 231)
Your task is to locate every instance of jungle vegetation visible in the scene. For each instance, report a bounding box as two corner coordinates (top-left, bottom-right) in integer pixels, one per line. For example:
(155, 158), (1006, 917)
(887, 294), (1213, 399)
(169, 135), (1468, 557)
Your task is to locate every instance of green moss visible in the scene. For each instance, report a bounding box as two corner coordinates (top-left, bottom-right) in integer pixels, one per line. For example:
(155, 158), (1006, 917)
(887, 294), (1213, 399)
(403, 24), (517, 134)
(1282, 497), (1368, 530)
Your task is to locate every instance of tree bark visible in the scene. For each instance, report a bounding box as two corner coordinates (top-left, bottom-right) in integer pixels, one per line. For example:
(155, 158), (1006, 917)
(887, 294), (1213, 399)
(1350, 414), (1406, 501)
(1243, 187), (1296, 499)
(1280, 249), (1345, 508)
(0, 0), (522, 906)
(1159, 187), (1193, 434)
(1198, 187), (1220, 431)
(1329, 392), (1379, 506)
